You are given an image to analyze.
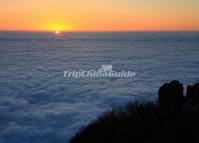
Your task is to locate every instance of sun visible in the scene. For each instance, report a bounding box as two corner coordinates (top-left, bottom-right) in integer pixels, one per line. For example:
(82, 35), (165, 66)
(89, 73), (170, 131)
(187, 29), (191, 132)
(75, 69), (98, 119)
(55, 30), (60, 34)
(44, 23), (74, 33)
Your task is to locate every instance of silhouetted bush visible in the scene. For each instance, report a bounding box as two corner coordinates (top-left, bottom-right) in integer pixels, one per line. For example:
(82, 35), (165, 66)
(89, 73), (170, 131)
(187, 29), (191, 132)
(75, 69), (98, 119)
(70, 80), (199, 143)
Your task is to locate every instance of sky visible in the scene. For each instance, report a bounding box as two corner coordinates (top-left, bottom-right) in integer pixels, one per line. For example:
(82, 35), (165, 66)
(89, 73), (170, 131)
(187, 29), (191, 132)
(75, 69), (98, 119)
(0, 0), (199, 31)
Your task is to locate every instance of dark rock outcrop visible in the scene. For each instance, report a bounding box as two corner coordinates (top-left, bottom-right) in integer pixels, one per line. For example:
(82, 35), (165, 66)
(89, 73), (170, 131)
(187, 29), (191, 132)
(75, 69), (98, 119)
(158, 80), (184, 116)
(186, 83), (199, 106)
(70, 80), (199, 143)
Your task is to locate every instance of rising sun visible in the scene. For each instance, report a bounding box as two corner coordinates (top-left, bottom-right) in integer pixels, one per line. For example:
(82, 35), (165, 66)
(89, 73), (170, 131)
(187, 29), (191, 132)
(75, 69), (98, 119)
(55, 30), (60, 34)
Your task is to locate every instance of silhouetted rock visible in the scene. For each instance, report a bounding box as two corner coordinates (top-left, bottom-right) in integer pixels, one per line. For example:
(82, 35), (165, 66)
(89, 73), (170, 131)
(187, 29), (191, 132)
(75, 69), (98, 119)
(70, 81), (199, 143)
(186, 83), (199, 106)
(158, 80), (184, 116)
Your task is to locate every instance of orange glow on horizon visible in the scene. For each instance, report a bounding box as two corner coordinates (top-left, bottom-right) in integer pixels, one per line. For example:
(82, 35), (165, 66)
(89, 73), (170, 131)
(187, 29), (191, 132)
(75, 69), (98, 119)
(0, 0), (199, 32)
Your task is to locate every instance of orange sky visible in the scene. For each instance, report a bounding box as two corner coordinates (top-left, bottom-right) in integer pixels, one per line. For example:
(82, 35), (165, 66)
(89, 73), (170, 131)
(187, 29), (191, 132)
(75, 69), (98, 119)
(0, 0), (199, 31)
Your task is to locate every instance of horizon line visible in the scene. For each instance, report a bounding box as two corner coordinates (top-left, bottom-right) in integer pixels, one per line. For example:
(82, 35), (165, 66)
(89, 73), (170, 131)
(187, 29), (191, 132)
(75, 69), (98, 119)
(0, 30), (199, 33)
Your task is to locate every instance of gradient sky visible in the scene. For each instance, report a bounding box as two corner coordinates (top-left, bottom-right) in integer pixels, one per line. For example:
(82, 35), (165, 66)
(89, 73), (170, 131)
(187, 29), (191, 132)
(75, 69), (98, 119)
(0, 0), (199, 31)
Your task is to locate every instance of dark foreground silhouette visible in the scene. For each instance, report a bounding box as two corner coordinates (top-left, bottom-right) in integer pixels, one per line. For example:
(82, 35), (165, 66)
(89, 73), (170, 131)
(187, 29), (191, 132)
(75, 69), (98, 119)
(70, 80), (199, 143)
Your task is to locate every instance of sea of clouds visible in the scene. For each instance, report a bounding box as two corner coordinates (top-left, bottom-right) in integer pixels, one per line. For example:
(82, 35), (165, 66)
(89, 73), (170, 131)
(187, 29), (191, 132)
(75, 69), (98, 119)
(0, 32), (199, 143)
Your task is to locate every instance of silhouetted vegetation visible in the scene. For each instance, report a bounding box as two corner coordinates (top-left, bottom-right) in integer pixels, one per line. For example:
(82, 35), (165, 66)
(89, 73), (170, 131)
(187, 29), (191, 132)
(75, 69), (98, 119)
(70, 80), (199, 143)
